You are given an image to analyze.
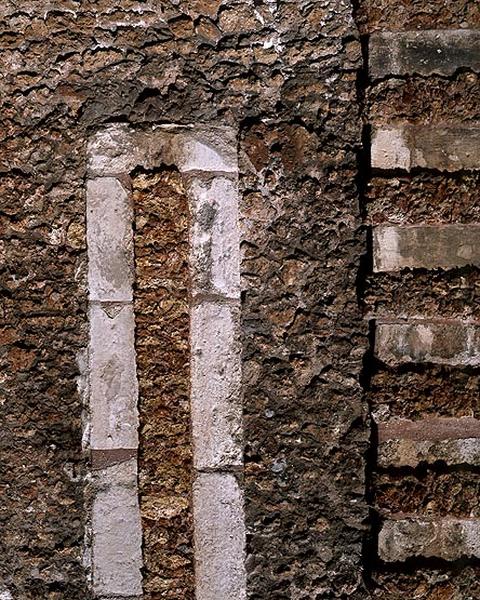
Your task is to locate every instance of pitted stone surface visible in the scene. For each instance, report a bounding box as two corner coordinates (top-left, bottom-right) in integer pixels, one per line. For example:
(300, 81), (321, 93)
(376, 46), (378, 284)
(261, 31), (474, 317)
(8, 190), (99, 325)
(379, 517), (480, 562)
(87, 177), (134, 302)
(190, 301), (242, 470)
(371, 125), (480, 171)
(373, 224), (480, 272)
(193, 473), (246, 600)
(369, 30), (480, 79)
(186, 175), (241, 299)
(375, 320), (480, 367)
(89, 303), (139, 449)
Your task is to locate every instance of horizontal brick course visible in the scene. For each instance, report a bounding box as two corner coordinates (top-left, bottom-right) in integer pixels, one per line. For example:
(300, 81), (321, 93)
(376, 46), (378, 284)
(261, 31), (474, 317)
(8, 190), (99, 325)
(379, 517), (480, 562)
(369, 30), (480, 79)
(373, 224), (480, 272)
(375, 320), (480, 367)
(371, 125), (480, 172)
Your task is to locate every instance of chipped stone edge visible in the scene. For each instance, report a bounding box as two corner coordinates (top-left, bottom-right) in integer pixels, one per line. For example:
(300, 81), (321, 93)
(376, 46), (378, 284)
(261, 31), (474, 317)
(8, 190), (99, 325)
(86, 124), (246, 600)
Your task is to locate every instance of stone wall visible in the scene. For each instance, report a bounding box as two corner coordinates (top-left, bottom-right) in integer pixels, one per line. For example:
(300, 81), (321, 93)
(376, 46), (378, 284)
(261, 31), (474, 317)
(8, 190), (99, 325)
(1, 0), (479, 598)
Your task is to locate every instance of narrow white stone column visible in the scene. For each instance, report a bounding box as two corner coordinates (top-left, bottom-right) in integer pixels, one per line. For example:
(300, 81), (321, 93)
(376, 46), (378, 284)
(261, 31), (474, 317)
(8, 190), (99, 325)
(86, 124), (246, 600)
(86, 139), (143, 599)
(182, 132), (247, 600)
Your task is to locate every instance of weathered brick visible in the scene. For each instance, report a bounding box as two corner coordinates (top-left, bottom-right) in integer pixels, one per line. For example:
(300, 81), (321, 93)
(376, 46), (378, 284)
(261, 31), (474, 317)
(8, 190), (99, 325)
(371, 125), (480, 171)
(190, 301), (242, 470)
(186, 174), (241, 299)
(375, 320), (480, 367)
(369, 30), (480, 79)
(376, 417), (480, 467)
(379, 517), (480, 562)
(89, 303), (139, 450)
(193, 473), (246, 600)
(373, 224), (480, 272)
(87, 177), (134, 302)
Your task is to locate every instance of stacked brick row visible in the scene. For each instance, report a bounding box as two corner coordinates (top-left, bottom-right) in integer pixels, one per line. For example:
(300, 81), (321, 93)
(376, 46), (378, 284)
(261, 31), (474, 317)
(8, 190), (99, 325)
(363, 23), (480, 592)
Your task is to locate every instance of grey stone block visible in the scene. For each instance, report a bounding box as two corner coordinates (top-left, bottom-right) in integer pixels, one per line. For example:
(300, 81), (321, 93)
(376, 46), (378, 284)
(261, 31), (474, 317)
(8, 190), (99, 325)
(379, 517), (480, 562)
(186, 175), (241, 299)
(373, 224), (480, 272)
(371, 125), (480, 172)
(89, 303), (139, 449)
(190, 302), (243, 470)
(193, 472), (246, 600)
(375, 320), (480, 367)
(92, 484), (143, 596)
(87, 177), (134, 302)
(369, 30), (480, 79)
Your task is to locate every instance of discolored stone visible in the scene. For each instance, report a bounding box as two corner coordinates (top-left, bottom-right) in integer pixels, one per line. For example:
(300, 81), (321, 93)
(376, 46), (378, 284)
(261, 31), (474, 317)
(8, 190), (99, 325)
(373, 224), (480, 272)
(371, 125), (480, 172)
(369, 30), (480, 79)
(375, 319), (480, 367)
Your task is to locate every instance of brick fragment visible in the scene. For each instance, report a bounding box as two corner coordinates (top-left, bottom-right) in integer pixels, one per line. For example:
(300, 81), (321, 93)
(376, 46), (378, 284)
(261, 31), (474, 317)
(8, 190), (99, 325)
(371, 125), (480, 172)
(373, 224), (480, 272)
(375, 320), (480, 367)
(379, 517), (480, 562)
(193, 473), (246, 600)
(369, 30), (480, 79)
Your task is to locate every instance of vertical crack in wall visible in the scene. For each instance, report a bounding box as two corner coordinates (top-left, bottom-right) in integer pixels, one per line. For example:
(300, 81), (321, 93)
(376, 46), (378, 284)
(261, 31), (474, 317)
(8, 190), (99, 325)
(132, 169), (195, 599)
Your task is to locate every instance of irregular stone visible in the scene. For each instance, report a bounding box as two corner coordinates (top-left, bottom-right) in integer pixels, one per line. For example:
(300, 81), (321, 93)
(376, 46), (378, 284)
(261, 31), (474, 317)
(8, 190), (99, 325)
(375, 320), (480, 367)
(193, 472), (246, 600)
(369, 30), (480, 79)
(190, 301), (242, 470)
(186, 175), (241, 299)
(171, 127), (238, 173)
(92, 484), (143, 596)
(371, 125), (480, 171)
(89, 303), (139, 449)
(87, 177), (134, 302)
(379, 517), (480, 562)
(87, 124), (142, 176)
(373, 224), (480, 272)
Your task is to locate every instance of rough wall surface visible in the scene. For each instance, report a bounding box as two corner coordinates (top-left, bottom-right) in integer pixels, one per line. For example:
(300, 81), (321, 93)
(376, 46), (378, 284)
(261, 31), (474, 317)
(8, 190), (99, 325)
(2, 0), (479, 597)
(133, 170), (194, 599)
